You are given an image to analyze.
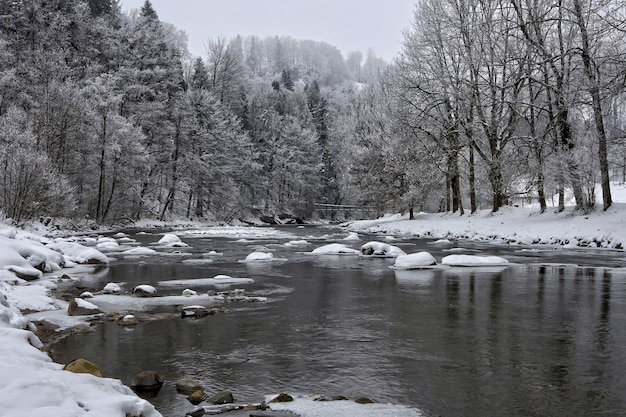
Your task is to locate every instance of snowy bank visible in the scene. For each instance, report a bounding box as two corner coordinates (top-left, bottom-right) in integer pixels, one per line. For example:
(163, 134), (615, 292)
(0, 225), (161, 417)
(0, 288), (160, 417)
(347, 204), (626, 249)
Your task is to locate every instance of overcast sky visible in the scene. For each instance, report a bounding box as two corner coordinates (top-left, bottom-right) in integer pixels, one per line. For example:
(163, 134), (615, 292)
(121, 0), (415, 62)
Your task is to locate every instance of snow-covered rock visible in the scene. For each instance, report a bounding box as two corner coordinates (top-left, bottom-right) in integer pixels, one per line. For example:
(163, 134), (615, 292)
(285, 240), (310, 247)
(430, 238), (453, 245)
(96, 241), (120, 250)
(343, 232), (361, 241)
(0, 236), (64, 276)
(122, 247), (157, 255)
(103, 283), (122, 294)
(159, 275), (255, 286)
(442, 254), (509, 266)
(392, 252), (438, 270)
(68, 297), (102, 316)
(157, 234), (181, 244)
(133, 285), (157, 297)
(311, 243), (361, 255)
(360, 241), (407, 257)
(47, 241), (109, 265)
(243, 251), (274, 262)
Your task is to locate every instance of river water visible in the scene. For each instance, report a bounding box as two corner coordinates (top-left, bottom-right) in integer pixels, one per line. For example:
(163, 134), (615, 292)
(52, 226), (626, 417)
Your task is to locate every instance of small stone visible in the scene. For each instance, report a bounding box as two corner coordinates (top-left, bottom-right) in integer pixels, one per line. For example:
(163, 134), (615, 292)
(176, 377), (203, 395)
(119, 315), (139, 326)
(181, 305), (214, 318)
(269, 393), (294, 403)
(207, 290), (217, 296)
(185, 406), (206, 417)
(331, 395), (349, 401)
(63, 358), (103, 377)
(206, 391), (234, 404)
(187, 389), (207, 405)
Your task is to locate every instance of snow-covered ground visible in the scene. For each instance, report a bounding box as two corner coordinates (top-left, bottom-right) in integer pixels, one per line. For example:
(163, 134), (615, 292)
(347, 190), (626, 250)
(0, 228), (160, 417)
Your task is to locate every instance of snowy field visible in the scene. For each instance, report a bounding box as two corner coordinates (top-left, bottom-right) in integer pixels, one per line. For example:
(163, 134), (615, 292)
(1, 185), (626, 416)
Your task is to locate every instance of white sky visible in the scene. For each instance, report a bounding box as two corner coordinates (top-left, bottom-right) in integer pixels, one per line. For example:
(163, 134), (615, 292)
(120, 0), (416, 61)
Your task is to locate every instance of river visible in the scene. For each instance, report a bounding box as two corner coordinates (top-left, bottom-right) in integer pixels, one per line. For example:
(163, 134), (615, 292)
(51, 225), (626, 417)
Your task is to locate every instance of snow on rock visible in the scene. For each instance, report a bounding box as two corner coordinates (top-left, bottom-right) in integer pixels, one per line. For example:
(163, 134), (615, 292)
(429, 239), (453, 245)
(0, 236), (70, 281)
(0, 245), (42, 280)
(392, 252), (438, 270)
(103, 283), (122, 294)
(343, 232), (361, 241)
(122, 247), (157, 255)
(47, 241), (109, 265)
(73, 297), (100, 311)
(311, 243), (361, 255)
(442, 254), (509, 266)
(285, 239), (310, 247)
(159, 275), (255, 286)
(360, 241), (407, 257)
(133, 285), (157, 297)
(96, 240), (119, 251)
(157, 234), (181, 244)
(182, 289), (197, 297)
(243, 251), (274, 262)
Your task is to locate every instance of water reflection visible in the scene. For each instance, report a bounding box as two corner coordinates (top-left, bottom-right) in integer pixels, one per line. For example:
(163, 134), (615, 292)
(393, 269), (435, 287)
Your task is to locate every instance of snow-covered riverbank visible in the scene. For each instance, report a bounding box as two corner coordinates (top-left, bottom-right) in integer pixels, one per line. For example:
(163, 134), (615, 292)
(0, 227), (161, 417)
(347, 203), (626, 250)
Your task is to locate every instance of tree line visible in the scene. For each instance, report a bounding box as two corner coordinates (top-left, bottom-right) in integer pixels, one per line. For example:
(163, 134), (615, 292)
(0, 0), (624, 225)
(370, 0), (626, 216)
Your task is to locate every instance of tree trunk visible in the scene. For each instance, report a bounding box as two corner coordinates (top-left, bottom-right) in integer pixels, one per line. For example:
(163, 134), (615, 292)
(469, 141), (477, 214)
(572, 0), (612, 210)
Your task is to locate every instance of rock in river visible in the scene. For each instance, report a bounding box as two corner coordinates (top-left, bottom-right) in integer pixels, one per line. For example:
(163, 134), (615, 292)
(131, 371), (164, 395)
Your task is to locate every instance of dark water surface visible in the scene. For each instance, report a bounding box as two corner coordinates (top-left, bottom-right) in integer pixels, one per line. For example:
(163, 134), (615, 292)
(52, 226), (626, 417)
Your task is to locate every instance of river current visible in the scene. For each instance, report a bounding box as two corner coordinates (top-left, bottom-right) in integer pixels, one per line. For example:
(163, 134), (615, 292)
(52, 225), (626, 417)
